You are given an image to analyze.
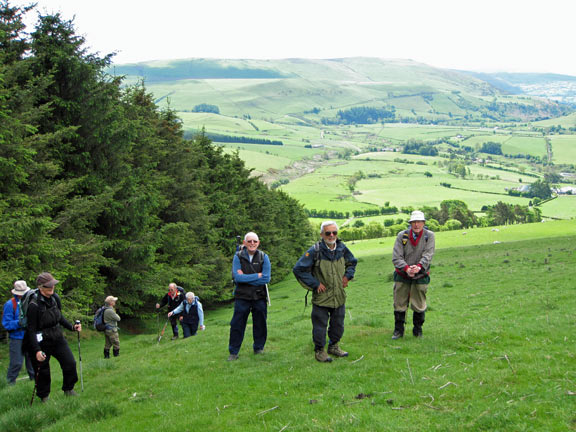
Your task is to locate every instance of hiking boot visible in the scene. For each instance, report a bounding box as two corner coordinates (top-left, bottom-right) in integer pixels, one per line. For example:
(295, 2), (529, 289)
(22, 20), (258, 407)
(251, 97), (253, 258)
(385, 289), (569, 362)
(227, 354), (239, 361)
(327, 343), (348, 357)
(64, 390), (78, 397)
(392, 310), (406, 339)
(104, 349), (110, 359)
(413, 311), (425, 338)
(113, 348), (120, 357)
(254, 349), (264, 355)
(41, 396), (50, 403)
(315, 349), (333, 363)
(171, 335), (179, 340)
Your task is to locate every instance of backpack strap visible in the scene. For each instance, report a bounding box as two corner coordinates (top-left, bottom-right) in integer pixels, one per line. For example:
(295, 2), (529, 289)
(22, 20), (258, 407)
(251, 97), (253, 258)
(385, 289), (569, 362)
(11, 297), (17, 312)
(304, 241), (322, 307)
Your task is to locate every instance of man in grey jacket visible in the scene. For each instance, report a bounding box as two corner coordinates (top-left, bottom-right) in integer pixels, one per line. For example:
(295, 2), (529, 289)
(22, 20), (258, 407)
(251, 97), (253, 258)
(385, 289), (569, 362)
(391, 210), (435, 339)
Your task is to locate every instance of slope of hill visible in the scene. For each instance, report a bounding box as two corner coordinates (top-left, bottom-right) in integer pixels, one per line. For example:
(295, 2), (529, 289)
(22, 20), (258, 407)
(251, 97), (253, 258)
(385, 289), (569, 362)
(1, 221), (574, 431)
(110, 58), (572, 123)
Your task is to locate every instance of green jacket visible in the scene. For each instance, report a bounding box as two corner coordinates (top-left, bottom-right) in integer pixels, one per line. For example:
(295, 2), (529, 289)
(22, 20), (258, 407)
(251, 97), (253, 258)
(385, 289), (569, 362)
(293, 239), (357, 308)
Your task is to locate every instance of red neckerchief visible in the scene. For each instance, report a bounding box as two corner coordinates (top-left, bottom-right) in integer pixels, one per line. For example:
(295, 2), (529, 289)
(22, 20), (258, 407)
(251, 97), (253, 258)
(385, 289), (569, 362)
(168, 290), (179, 299)
(409, 229), (423, 247)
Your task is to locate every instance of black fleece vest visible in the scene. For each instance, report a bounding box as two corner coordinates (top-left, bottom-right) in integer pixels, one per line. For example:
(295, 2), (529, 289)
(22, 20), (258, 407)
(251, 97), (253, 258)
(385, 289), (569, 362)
(235, 250), (266, 301)
(181, 302), (199, 326)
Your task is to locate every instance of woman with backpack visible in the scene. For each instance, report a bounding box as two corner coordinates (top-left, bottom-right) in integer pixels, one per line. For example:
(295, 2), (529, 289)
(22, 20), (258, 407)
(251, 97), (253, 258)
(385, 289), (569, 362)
(25, 272), (81, 402)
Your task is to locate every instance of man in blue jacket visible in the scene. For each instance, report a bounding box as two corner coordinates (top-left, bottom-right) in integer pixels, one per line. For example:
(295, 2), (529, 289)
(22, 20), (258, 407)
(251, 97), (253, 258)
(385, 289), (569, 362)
(2, 280), (35, 385)
(228, 232), (271, 361)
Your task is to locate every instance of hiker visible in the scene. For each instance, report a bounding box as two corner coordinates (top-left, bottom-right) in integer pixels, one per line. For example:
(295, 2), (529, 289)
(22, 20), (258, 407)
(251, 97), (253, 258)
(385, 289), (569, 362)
(156, 283), (185, 340)
(2, 281), (35, 385)
(293, 221), (357, 363)
(391, 210), (436, 339)
(25, 272), (81, 402)
(103, 296), (121, 358)
(168, 292), (205, 338)
(228, 232), (271, 361)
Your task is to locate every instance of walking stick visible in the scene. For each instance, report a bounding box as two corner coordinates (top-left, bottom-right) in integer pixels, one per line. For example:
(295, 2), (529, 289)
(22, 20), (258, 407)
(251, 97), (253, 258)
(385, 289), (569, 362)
(30, 359), (42, 405)
(75, 320), (84, 392)
(157, 319), (169, 344)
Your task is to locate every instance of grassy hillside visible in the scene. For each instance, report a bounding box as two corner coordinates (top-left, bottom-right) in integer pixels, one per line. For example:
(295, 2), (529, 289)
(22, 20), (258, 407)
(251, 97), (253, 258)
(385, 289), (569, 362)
(112, 58), (571, 123)
(1, 221), (574, 431)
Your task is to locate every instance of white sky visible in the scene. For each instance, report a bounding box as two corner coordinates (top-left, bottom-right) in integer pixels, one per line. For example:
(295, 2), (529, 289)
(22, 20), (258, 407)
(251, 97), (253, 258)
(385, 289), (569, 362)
(19, 0), (576, 76)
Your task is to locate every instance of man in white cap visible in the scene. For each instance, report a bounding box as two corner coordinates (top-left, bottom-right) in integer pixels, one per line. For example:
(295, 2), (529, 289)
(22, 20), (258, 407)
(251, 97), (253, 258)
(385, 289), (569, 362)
(391, 210), (436, 339)
(103, 296), (121, 358)
(2, 281), (36, 384)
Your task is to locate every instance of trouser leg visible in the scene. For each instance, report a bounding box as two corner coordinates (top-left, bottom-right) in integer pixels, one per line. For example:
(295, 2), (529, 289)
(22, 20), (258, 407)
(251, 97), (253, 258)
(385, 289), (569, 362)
(252, 299), (268, 351)
(327, 304), (345, 345)
(31, 351), (52, 399)
(182, 323), (192, 338)
(228, 299), (251, 355)
(311, 304), (331, 351)
(50, 341), (78, 392)
(7, 338), (24, 384)
(170, 316), (179, 336)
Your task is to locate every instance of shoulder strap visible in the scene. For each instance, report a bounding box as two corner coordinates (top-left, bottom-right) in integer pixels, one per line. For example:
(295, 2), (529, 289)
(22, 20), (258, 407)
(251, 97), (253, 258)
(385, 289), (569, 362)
(11, 297), (17, 312)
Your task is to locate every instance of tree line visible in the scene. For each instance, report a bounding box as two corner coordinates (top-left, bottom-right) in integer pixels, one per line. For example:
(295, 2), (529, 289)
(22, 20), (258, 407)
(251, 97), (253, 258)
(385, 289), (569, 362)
(0, 3), (311, 319)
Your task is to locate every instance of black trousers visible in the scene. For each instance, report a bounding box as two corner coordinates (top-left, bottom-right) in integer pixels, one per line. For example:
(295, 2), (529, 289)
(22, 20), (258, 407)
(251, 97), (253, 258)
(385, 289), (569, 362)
(30, 339), (78, 398)
(311, 304), (345, 351)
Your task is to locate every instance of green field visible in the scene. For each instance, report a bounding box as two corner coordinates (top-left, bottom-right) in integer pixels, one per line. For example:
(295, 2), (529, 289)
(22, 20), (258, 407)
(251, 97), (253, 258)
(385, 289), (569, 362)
(2, 221), (574, 431)
(550, 135), (576, 164)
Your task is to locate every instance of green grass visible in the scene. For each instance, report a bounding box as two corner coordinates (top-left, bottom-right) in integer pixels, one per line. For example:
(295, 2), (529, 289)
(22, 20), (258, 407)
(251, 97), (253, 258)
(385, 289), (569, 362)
(1, 221), (575, 431)
(550, 135), (576, 165)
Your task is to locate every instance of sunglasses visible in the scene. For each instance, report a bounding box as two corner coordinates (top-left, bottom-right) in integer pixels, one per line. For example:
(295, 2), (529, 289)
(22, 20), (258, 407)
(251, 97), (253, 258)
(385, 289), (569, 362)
(246, 240), (259, 244)
(324, 231), (338, 236)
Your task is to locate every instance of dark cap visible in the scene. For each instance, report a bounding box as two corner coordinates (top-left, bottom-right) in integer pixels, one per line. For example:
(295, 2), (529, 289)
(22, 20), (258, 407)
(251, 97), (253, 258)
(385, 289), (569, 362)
(36, 272), (59, 288)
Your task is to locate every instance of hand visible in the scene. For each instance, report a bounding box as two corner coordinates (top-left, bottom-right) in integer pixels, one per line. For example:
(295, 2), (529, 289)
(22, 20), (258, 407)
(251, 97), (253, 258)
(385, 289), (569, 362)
(155, 303), (160, 309)
(36, 351), (46, 362)
(236, 269), (244, 275)
(179, 316), (183, 321)
(317, 283), (327, 293)
(200, 325), (205, 331)
(258, 272), (263, 278)
(168, 312), (173, 318)
(74, 323), (82, 332)
(342, 276), (349, 288)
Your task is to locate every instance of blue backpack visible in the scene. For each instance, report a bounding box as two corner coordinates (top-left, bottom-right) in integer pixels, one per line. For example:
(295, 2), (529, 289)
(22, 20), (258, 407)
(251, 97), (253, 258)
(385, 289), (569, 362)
(93, 306), (110, 332)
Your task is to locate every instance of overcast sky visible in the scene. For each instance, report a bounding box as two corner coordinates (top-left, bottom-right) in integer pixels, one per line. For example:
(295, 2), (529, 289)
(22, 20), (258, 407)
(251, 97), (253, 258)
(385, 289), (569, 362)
(20, 0), (576, 76)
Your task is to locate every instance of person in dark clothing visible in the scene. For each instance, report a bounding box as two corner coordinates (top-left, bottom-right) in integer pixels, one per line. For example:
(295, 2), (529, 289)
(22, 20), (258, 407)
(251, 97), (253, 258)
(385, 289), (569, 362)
(26, 272), (81, 402)
(156, 283), (185, 340)
(228, 232), (271, 361)
(168, 292), (205, 338)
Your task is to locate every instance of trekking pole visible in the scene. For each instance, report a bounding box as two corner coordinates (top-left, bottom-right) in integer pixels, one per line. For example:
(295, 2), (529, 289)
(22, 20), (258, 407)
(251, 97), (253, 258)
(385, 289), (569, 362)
(75, 320), (84, 392)
(157, 319), (169, 344)
(30, 358), (42, 405)
(156, 311), (161, 341)
(265, 284), (271, 306)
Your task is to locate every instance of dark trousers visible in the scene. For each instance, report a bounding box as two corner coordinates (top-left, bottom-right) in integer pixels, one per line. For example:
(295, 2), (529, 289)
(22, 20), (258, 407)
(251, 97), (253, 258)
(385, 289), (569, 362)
(30, 339), (78, 398)
(228, 298), (267, 355)
(169, 315), (180, 336)
(312, 304), (345, 351)
(182, 322), (199, 338)
(7, 338), (35, 383)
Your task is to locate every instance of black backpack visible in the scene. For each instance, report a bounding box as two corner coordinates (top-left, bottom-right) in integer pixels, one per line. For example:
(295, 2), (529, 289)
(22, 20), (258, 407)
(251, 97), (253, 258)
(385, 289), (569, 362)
(18, 289), (39, 328)
(93, 306), (110, 332)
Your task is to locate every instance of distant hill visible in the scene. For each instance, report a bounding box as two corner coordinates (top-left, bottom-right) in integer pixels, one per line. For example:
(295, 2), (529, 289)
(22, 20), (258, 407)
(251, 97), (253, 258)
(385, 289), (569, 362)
(109, 58), (574, 123)
(460, 71), (576, 105)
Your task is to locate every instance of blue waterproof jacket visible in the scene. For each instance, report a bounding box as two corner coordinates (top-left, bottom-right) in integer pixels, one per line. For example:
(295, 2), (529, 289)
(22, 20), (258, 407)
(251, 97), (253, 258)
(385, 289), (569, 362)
(2, 296), (26, 340)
